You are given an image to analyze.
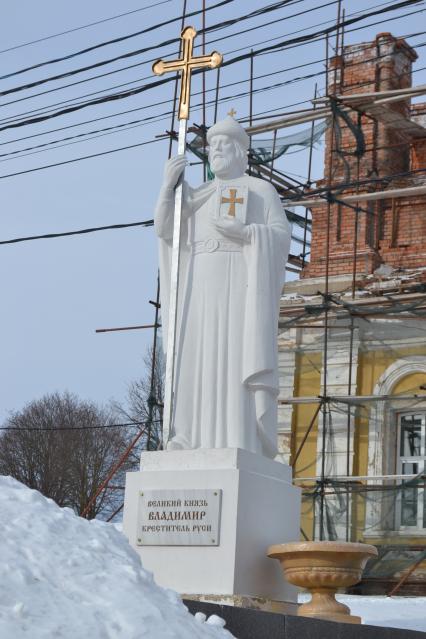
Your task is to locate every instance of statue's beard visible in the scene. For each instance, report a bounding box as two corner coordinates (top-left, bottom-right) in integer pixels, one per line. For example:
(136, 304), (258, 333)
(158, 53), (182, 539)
(209, 154), (245, 178)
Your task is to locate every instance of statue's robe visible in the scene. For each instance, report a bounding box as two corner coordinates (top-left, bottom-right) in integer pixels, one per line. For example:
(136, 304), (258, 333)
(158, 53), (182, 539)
(155, 174), (291, 458)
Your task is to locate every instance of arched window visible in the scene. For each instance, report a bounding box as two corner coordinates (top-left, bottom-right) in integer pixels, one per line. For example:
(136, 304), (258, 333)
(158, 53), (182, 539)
(365, 357), (426, 536)
(396, 412), (426, 530)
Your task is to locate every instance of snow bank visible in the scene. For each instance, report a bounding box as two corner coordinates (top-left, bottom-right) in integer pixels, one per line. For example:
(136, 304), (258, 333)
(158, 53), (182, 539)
(338, 595), (426, 633)
(299, 593), (426, 632)
(0, 476), (234, 639)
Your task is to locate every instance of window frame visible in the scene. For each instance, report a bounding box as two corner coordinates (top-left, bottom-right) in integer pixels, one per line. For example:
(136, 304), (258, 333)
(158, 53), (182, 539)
(395, 411), (426, 532)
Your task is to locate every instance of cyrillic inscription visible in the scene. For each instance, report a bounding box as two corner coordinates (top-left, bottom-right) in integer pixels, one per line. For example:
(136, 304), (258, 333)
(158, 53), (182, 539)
(136, 489), (222, 546)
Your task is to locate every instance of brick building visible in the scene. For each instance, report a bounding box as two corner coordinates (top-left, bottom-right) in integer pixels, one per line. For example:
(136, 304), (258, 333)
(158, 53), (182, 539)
(303, 32), (426, 279)
(277, 33), (426, 591)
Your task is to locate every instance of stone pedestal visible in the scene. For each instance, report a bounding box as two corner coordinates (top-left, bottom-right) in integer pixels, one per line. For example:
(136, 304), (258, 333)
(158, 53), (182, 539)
(123, 448), (300, 604)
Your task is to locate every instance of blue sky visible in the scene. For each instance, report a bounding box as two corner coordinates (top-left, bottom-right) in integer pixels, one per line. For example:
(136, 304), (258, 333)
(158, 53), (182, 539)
(1, 0), (425, 421)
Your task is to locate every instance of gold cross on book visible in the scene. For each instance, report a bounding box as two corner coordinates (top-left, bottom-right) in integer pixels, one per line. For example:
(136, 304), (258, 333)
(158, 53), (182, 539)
(152, 26), (222, 120)
(221, 189), (244, 217)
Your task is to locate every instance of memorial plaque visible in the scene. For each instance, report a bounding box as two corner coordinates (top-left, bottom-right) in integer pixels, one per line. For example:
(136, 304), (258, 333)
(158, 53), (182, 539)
(136, 489), (222, 546)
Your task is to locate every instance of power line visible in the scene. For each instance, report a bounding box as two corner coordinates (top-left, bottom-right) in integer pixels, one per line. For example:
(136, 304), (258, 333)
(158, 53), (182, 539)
(0, 0), (237, 81)
(2, 36), (426, 166)
(0, 220), (154, 246)
(0, 0), (420, 104)
(0, 1), (174, 55)
(0, 70), (327, 173)
(0, 0), (421, 139)
(0, 136), (163, 180)
(268, 1), (426, 57)
(0, 78), (293, 168)
(0, 419), (161, 431)
(5, 0), (395, 116)
(2, 13), (425, 154)
(0, 0), (332, 112)
(0, 94), (315, 153)
(0, 64), (327, 161)
(0, 8), (336, 127)
(220, 0), (419, 59)
(3, 74), (426, 183)
(0, 6), (424, 176)
(3, 169), (426, 246)
(5, 30), (426, 163)
(221, 0), (425, 64)
(0, 0), (290, 89)
(1, 0), (422, 133)
(206, 0), (339, 49)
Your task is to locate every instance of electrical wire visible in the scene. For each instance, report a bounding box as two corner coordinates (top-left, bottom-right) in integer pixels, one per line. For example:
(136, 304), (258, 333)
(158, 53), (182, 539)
(0, 136), (163, 180)
(0, 95), (315, 154)
(0, 0), (398, 115)
(6, 31), (426, 164)
(1, 0), (423, 137)
(0, 419), (161, 431)
(0, 0), (295, 90)
(228, 0), (424, 61)
(2, 101), (426, 186)
(0, 0), (420, 142)
(0, 1), (175, 56)
(0, 0), (420, 106)
(3, 44), (426, 166)
(0, 0), (336, 112)
(0, 0), (238, 81)
(0, 220), (154, 246)
(0, 71), (328, 172)
(2, 17), (425, 159)
(0, 65), (327, 162)
(250, 2), (426, 59)
(0, 6), (423, 182)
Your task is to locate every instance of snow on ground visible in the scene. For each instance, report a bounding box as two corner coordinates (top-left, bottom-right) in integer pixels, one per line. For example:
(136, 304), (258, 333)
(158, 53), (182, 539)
(339, 595), (426, 633)
(299, 593), (426, 632)
(2, 476), (425, 638)
(0, 476), (234, 639)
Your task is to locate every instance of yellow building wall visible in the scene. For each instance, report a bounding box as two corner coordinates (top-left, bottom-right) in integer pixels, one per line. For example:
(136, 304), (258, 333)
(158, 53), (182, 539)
(354, 346), (426, 544)
(292, 342), (426, 542)
(291, 351), (321, 540)
(355, 346), (426, 478)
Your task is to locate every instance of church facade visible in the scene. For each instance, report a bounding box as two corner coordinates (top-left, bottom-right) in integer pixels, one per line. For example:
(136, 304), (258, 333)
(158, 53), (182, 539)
(277, 33), (426, 591)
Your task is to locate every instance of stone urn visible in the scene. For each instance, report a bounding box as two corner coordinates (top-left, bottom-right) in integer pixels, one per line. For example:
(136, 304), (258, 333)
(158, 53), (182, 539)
(268, 541), (378, 624)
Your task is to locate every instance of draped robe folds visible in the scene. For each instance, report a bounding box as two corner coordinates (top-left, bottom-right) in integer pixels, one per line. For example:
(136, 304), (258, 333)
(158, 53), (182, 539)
(155, 174), (291, 459)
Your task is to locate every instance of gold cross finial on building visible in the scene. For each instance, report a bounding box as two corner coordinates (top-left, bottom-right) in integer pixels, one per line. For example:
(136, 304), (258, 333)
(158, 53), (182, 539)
(221, 189), (244, 217)
(152, 26), (222, 120)
(228, 108), (237, 117)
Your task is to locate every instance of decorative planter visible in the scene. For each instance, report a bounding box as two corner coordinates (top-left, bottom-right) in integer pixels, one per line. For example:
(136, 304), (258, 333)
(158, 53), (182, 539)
(268, 541), (378, 624)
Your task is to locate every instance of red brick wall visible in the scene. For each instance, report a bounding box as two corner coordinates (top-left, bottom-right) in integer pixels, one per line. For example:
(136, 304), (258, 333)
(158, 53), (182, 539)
(303, 33), (426, 279)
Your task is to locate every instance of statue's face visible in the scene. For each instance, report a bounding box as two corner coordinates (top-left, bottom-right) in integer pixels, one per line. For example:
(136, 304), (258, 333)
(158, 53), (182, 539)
(208, 134), (239, 177)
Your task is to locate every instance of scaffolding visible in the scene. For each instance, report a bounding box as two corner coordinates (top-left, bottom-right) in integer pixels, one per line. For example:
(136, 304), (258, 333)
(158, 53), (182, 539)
(75, 0), (426, 591)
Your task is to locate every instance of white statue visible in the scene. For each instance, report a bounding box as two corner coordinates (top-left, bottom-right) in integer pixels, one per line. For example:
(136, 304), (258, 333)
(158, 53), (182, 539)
(155, 116), (291, 458)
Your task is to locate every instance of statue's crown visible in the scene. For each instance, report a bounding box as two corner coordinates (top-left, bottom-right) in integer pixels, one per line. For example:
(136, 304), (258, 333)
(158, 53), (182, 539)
(207, 115), (250, 151)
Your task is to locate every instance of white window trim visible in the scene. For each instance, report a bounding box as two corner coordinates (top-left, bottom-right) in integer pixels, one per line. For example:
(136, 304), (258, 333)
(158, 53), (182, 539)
(365, 356), (426, 536)
(396, 412), (425, 532)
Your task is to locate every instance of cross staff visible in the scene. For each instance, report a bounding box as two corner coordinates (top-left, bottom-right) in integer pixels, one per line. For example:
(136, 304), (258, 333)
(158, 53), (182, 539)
(152, 27), (222, 449)
(153, 26), (222, 120)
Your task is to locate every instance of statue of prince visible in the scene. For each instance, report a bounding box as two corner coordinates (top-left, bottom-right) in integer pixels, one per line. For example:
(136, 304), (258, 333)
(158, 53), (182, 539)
(155, 115), (291, 459)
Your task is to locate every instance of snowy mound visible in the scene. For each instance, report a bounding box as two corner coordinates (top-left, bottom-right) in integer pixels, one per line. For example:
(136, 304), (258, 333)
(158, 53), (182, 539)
(0, 476), (233, 639)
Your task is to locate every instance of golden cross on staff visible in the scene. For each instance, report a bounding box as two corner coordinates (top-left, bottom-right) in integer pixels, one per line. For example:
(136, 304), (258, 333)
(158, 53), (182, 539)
(153, 26), (222, 120)
(221, 189), (244, 217)
(227, 108), (237, 117)
(152, 27), (223, 449)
